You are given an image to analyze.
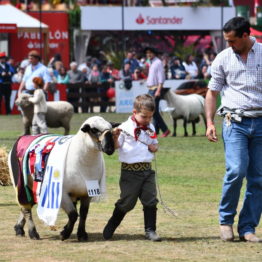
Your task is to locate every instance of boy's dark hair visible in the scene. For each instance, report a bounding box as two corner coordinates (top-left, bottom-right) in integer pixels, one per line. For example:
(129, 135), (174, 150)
(223, 16), (250, 38)
(134, 94), (155, 112)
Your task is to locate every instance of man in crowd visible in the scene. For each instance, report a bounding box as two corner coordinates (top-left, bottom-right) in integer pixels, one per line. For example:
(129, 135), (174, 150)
(18, 50), (51, 95)
(145, 47), (170, 137)
(0, 52), (14, 114)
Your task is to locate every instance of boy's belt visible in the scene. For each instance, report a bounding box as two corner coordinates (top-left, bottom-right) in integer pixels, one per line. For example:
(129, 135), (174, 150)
(121, 162), (151, 171)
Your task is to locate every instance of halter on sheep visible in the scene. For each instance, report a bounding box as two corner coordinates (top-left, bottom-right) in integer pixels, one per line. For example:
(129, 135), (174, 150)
(161, 88), (207, 136)
(8, 116), (118, 241)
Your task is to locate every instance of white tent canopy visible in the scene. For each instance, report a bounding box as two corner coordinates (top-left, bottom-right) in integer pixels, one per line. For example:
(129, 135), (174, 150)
(0, 4), (48, 32)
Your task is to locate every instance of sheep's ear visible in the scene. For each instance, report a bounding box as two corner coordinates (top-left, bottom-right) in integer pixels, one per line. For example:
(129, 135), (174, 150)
(81, 124), (91, 133)
(110, 122), (121, 128)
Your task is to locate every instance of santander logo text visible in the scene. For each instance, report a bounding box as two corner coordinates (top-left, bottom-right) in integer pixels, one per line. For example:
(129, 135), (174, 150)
(136, 14), (183, 25)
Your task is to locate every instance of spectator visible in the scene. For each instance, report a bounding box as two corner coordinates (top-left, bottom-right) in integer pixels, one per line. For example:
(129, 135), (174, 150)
(12, 66), (25, 83)
(119, 62), (133, 90)
(67, 61), (85, 113)
(67, 62), (85, 84)
(170, 57), (186, 79)
(53, 60), (64, 78)
(88, 64), (101, 84)
(57, 66), (69, 84)
(132, 67), (147, 81)
(107, 61), (120, 81)
(200, 52), (216, 80)
(87, 64), (101, 113)
(100, 65), (113, 112)
(48, 53), (62, 70)
(48, 68), (57, 83)
(78, 57), (92, 81)
(18, 50), (51, 95)
(7, 56), (17, 74)
(162, 54), (170, 79)
(183, 54), (199, 79)
(0, 52), (14, 114)
(123, 51), (140, 73)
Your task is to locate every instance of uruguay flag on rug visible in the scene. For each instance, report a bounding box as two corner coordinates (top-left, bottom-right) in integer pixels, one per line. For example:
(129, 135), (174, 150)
(37, 135), (73, 226)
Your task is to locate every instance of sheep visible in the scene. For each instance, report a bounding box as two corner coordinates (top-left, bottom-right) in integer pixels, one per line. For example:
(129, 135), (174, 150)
(162, 88), (206, 137)
(8, 116), (118, 241)
(15, 93), (74, 135)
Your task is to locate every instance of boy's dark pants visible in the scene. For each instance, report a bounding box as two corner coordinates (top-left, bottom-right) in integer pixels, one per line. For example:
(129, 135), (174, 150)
(103, 168), (159, 239)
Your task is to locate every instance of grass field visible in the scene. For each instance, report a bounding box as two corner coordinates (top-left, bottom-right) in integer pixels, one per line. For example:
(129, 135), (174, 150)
(0, 113), (261, 262)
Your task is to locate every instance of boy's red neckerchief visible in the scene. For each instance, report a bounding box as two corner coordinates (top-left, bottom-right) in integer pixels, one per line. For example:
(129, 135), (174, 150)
(131, 115), (157, 140)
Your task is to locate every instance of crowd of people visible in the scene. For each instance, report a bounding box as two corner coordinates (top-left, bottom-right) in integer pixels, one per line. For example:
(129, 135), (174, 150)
(0, 46), (216, 115)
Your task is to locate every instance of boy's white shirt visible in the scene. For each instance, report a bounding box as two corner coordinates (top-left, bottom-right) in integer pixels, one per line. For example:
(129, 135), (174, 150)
(28, 89), (47, 113)
(118, 116), (158, 164)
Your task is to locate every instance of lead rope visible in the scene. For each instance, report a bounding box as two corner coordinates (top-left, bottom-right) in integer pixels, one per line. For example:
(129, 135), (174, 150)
(120, 129), (178, 217)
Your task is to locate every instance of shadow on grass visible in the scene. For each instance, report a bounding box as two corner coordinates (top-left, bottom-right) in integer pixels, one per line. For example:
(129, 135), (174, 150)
(42, 233), (220, 243)
(0, 203), (17, 207)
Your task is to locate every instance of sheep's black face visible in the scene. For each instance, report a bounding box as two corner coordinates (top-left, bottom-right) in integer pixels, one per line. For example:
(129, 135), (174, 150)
(101, 131), (115, 155)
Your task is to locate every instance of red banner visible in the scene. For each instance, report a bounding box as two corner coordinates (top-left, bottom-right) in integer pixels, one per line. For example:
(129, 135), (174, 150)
(9, 11), (69, 68)
(0, 23), (17, 33)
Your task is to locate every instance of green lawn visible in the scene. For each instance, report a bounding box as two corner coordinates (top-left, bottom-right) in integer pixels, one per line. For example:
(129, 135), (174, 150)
(0, 113), (261, 262)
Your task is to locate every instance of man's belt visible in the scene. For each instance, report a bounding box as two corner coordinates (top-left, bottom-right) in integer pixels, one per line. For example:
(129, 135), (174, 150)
(147, 85), (158, 90)
(121, 162), (151, 171)
(217, 106), (262, 122)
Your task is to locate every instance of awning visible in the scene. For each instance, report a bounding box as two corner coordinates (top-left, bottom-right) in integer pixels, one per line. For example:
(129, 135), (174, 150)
(0, 4), (48, 33)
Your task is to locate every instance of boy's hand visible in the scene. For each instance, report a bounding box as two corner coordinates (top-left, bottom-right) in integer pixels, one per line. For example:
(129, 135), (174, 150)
(112, 128), (121, 140)
(148, 144), (158, 153)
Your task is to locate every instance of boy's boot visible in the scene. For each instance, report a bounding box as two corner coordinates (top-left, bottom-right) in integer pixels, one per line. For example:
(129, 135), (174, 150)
(143, 206), (161, 242)
(103, 206), (126, 240)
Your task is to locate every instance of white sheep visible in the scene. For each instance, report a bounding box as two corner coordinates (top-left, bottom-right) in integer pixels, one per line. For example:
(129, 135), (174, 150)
(15, 93), (74, 135)
(9, 116), (118, 241)
(162, 88), (206, 136)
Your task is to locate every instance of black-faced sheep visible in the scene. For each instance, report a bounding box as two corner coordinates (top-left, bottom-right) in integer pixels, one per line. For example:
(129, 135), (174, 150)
(15, 93), (74, 135)
(8, 116), (118, 241)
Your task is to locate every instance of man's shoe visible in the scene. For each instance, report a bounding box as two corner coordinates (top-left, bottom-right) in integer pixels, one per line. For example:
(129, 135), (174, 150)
(145, 230), (162, 242)
(160, 130), (170, 138)
(239, 233), (262, 243)
(220, 225), (234, 241)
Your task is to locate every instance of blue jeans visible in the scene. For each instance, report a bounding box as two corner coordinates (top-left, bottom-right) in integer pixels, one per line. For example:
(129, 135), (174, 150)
(220, 117), (262, 236)
(148, 89), (168, 134)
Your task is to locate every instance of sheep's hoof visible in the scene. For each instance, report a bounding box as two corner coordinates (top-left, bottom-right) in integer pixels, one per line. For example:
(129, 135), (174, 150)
(172, 133), (176, 137)
(29, 228), (40, 240)
(14, 225), (25, 237)
(77, 231), (88, 242)
(60, 228), (71, 241)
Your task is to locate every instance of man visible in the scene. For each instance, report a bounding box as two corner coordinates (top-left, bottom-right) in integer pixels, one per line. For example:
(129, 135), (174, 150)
(205, 17), (262, 243)
(123, 51), (140, 74)
(145, 47), (170, 137)
(67, 61), (85, 113)
(0, 52), (14, 114)
(18, 50), (51, 95)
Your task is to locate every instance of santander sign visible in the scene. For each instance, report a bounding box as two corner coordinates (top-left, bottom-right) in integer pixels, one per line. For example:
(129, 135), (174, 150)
(136, 13), (183, 25)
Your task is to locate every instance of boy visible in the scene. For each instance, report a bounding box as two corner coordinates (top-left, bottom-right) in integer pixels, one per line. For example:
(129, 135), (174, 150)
(29, 76), (48, 135)
(103, 94), (161, 241)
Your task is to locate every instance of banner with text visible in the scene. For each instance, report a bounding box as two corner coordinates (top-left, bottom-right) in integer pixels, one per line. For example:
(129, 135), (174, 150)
(115, 79), (188, 113)
(81, 6), (235, 31)
(10, 12), (69, 67)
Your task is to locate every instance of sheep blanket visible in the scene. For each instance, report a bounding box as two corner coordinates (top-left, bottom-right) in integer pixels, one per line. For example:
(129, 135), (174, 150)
(13, 134), (72, 225)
